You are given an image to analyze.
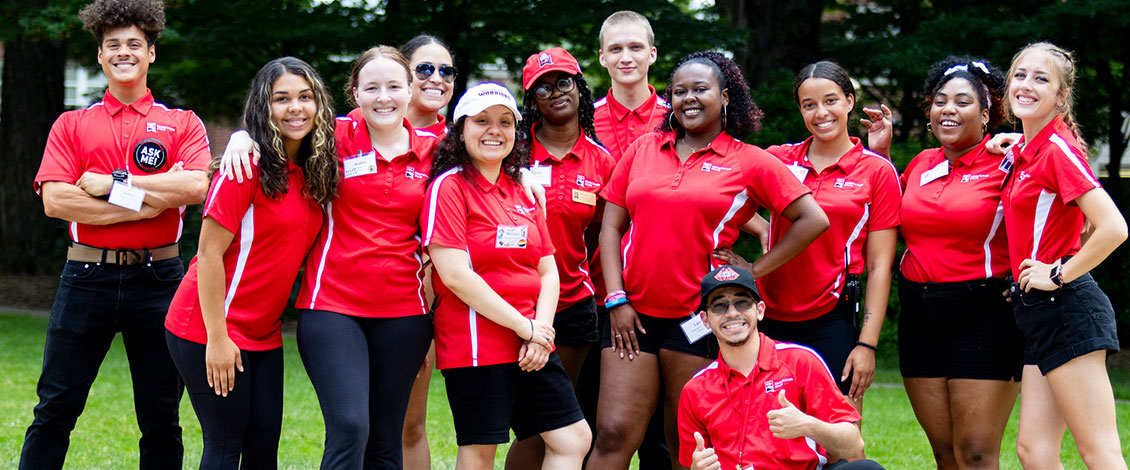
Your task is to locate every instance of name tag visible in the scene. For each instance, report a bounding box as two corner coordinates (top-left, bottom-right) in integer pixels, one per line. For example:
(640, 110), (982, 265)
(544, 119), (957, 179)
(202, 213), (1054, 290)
(680, 314), (711, 343)
(572, 189), (597, 206)
(108, 181), (145, 212)
(788, 164), (808, 183)
(529, 163), (552, 187)
(496, 225), (528, 249)
(919, 160), (950, 186)
(343, 151), (378, 179)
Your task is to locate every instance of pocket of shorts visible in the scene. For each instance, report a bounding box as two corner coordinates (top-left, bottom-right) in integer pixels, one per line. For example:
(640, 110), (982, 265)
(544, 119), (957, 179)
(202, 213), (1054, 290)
(1018, 289), (1058, 308)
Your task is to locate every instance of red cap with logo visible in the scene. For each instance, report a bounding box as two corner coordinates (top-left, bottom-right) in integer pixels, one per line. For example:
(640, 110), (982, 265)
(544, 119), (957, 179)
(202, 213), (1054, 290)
(522, 47), (582, 90)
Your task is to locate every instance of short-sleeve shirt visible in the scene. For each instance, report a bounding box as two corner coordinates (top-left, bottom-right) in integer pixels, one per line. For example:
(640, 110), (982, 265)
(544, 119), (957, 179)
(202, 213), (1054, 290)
(34, 89), (212, 249)
(678, 333), (862, 470)
(421, 167), (555, 369)
(165, 161), (323, 350)
(296, 111), (438, 318)
(601, 131), (810, 319)
(1002, 115), (1101, 279)
(758, 137), (901, 321)
(593, 85), (669, 163)
(900, 135), (1010, 283)
(529, 128), (616, 310)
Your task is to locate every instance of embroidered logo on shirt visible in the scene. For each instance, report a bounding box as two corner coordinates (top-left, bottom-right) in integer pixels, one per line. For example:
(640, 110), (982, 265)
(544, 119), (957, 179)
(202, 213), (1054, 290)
(764, 377), (794, 394)
(145, 122), (176, 132)
(405, 166), (429, 180)
(514, 204), (537, 215)
(961, 174), (991, 183)
(1018, 171), (1032, 181)
(575, 174), (601, 189)
(714, 266), (740, 281)
(701, 162), (732, 172)
(834, 178), (864, 189)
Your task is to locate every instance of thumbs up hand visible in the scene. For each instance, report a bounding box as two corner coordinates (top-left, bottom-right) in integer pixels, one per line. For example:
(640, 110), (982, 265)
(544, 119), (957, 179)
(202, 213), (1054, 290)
(767, 390), (812, 439)
(691, 431), (721, 470)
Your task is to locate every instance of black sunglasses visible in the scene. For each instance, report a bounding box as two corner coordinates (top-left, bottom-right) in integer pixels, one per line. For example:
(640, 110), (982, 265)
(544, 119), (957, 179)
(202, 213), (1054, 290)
(414, 63), (457, 83)
(708, 299), (755, 315)
(533, 76), (576, 100)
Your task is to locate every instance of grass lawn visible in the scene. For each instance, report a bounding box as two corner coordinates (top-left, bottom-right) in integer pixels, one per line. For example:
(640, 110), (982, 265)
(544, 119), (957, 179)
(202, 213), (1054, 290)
(2, 311), (1128, 469)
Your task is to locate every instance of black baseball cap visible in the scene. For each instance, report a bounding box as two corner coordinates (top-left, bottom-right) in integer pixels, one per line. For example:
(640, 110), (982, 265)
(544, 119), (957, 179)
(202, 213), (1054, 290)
(700, 265), (761, 311)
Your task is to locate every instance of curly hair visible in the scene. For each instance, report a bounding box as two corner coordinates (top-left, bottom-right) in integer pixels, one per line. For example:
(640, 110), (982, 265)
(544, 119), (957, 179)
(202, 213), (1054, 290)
(217, 57), (339, 204)
(345, 46), (412, 108)
(659, 51), (763, 134)
(430, 116), (530, 186)
(79, 0), (166, 45)
(922, 56), (1005, 130)
(1003, 42), (1085, 150)
(520, 72), (601, 145)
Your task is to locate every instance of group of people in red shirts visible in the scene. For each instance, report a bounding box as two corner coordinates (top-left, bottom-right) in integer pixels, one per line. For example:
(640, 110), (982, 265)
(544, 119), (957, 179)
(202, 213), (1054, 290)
(23, 0), (1127, 469)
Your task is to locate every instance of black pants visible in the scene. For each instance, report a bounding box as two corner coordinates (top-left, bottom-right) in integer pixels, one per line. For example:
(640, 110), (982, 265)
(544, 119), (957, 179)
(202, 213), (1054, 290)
(167, 331), (283, 470)
(20, 259), (185, 470)
(297, 310), (432, 470)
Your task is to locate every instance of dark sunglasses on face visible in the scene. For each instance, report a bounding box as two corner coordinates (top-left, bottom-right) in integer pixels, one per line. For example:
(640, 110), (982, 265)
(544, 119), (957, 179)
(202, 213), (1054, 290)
(709, 299), (755, 315)
(533, 76), (576, 100)
(414, 63), (457, 83)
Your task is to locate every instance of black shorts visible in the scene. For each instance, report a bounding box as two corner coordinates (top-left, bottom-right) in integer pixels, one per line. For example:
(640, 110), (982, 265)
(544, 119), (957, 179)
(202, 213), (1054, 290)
(898, 276), (1023, 381)
(555, 298), (599, 346)
(760, 293), (858, 395)
(440, 353), (584, 446)
(1012, 272), (1120, 375)
(600, 311), (718, 358)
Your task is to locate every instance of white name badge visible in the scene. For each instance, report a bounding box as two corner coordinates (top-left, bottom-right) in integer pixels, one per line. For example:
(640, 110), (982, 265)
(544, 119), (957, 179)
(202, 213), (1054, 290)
(680, 314), (711, 343)
(108, 181), (145, 212)
(496, 224), (529, 249)
(919, 160), (950, 186)
(343, 151), (378, 179)
(788, 164), (808, 183)
(529, 163), (552, 187)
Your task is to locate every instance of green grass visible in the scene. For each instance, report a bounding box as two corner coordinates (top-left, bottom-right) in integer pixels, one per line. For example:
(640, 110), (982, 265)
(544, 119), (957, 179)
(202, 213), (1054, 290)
(2, 312), (1128, 469)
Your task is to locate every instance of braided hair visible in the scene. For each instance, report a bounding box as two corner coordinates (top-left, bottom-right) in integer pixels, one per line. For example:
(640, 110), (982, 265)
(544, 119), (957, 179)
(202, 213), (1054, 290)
(659, 51), (763, 134)
(922, 56), (1005, 130)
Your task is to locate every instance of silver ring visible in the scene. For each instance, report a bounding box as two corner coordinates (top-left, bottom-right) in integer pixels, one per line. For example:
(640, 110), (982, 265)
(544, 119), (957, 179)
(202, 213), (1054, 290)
(544, 336), (551, 343)
(615, 334), (622, 338)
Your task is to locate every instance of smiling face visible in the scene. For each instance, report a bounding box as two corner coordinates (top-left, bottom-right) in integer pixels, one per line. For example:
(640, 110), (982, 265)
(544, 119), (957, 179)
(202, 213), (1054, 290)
(701, 286), (764, 348)
(97, 25), (155, 88)
(270, 72), (317, 160)
(930, 77), (989, 154)
(1008, 50), (1063, 129)
(670, 62), (728, 139)
(599, 23), (657, 88)
(463, 105), (517, 169)
(409, 43), (454, 115)
(532, 71), (580, 126)
(796, 77), (854, 143)
(353, 56), (412, 131)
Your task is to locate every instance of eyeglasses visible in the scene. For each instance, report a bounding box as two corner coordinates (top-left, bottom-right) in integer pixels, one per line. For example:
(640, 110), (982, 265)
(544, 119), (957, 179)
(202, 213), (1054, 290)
(414, 63), (457, 83)
(533, 76), (576, 100)
(709, 299), (754, 315)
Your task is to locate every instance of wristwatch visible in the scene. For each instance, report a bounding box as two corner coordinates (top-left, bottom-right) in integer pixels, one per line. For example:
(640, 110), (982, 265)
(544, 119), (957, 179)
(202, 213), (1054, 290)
(1049, 263), (1064, 287)
(112, 169), (128, 184)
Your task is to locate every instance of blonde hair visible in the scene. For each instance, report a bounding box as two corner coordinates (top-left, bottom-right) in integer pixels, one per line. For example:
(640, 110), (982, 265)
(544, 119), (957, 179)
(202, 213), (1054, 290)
(345, 45), (411, 107)
(599, 10), (654, 48)
(1004, 42), (1086, 150)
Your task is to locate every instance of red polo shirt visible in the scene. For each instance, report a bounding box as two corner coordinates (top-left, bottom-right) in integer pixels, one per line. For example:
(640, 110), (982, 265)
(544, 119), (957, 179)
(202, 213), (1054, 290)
(678, 333), (861, 470)
(900, 136), (1010, 283)
(757, 137), (900, 321)
(530, 128), (616, 310)
(601, 132), (810, 319)
(593, 85), (669, 163)
(165, 161), (323, 350)
(421, 167), (555, 369)
(35, 89), (212, 249)
(296, 110), (438, 318)
(1002, 115), (1101, 279)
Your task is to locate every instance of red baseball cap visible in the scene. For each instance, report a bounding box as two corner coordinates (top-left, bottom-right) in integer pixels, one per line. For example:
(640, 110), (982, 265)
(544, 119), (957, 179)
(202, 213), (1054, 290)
(522, 47), (582, 91)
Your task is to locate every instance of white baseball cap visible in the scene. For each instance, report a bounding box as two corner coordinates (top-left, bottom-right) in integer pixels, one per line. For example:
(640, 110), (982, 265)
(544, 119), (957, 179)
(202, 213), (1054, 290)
(453, 82), (523, 121)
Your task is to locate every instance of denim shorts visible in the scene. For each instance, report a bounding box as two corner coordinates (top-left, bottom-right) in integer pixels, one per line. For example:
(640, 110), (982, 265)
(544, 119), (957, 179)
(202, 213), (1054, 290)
(1011, 272), (1120, 374)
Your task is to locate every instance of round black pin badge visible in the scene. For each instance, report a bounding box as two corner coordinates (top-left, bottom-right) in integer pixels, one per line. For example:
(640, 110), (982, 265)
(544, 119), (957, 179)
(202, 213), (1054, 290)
(133, 138), (168, 172)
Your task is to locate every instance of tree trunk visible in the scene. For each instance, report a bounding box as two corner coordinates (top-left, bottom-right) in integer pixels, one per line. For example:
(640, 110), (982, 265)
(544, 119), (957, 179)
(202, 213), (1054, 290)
(1098, 59), (1127, 192)
(0, 37), (68, 274)
(715, 0), (823, 87)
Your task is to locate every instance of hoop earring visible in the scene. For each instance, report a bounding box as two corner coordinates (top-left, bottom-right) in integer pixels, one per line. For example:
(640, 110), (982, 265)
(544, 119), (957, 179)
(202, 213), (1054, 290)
(722, 105), (728, 130)
(926, 122), (933, 133)
(669, 111), (678, 130)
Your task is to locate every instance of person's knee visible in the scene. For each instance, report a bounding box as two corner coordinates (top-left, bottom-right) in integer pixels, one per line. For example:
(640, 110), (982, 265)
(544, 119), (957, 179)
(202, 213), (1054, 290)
(592, 419), (635, 453)
(545, 421), (591, 458)
(326, 413), (368, 448)
(1074, 438), (1127, 470)
(402, 417), (427, 447)
(954, 439), (997, 469)
(1016, 435), (1059, 469)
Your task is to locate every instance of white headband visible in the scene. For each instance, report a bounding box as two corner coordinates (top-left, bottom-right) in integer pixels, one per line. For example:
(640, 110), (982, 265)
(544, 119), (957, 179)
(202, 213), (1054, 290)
(943, 62), (993, 110)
